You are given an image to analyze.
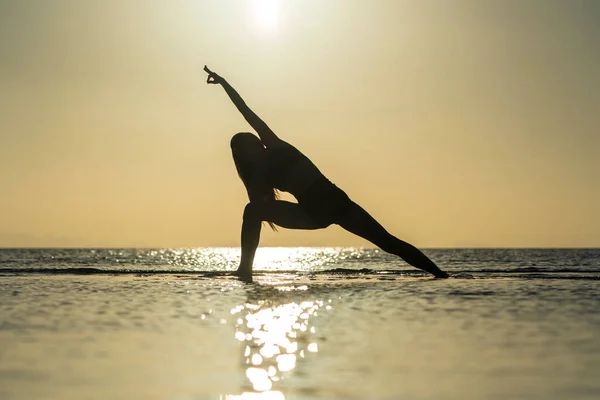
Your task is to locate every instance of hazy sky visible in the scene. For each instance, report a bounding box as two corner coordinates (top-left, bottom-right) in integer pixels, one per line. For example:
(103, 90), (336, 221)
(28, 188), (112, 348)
(1, 0), (599, 248)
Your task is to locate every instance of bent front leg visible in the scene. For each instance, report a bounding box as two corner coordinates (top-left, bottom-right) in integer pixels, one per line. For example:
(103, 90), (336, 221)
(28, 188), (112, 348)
(235, 200), (330, 282)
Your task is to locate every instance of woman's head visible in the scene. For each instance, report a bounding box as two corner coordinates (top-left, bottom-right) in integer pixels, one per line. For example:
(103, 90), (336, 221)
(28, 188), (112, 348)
(230, 132), (265, 162)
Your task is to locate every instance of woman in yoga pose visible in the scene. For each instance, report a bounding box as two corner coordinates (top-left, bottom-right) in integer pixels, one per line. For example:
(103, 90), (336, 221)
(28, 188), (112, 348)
(204, 66), (449, 282)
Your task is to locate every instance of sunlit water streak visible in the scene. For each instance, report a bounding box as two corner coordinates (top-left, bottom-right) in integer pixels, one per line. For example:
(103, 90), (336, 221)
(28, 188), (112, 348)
(230, 292), (324, 396)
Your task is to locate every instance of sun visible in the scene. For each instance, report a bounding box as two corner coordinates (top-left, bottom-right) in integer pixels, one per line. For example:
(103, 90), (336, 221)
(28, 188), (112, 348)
(252, 0), (281, 32)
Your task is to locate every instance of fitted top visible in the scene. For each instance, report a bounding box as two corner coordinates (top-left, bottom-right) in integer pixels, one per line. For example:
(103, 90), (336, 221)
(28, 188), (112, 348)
(263, 143), (326, 197)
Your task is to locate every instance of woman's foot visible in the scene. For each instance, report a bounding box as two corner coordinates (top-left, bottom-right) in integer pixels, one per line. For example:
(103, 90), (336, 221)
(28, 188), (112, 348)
(233, 266), (253, 283)
(434, 270), (449, 279)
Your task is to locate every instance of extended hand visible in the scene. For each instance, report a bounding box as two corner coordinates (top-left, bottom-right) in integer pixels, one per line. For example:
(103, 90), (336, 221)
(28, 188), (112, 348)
(204, 65), (223, 84)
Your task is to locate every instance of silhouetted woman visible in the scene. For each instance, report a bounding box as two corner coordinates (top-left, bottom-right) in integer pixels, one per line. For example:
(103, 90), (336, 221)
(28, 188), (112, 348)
(204, 66), (449, 282)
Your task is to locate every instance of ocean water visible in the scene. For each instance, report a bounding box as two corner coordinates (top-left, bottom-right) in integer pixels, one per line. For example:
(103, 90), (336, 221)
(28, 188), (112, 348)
(0, 248), (599, 400)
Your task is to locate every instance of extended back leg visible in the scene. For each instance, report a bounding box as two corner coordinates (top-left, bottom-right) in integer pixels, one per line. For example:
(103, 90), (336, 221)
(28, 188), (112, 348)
(336, 202), (449, 278)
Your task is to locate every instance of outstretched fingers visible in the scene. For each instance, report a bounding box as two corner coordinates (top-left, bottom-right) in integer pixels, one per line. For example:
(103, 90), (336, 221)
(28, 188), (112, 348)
(203, 65), (220, 84)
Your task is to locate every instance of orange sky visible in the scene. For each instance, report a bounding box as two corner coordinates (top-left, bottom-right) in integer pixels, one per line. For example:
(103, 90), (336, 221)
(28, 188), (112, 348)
(1, 0), (599, 248)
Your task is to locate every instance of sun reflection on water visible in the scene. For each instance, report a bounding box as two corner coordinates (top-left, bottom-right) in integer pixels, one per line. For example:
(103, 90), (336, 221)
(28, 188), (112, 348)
(223, 391), (285, 400)
(97, 247), (371, 273)
(225, 288), (324, 399)
(251, 247), (342, 271)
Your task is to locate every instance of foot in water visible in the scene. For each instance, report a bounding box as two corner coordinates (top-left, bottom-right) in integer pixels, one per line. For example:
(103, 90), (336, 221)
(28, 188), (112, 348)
(435, 270), (450, 279)
(233, 266), (253, 283)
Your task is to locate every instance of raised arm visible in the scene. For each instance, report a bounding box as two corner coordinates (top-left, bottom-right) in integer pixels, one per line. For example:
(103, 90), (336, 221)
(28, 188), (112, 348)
(204, 66), (283, 148)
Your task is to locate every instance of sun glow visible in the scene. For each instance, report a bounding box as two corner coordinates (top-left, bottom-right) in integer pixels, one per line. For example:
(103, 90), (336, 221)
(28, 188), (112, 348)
(252, 0), (281, 31)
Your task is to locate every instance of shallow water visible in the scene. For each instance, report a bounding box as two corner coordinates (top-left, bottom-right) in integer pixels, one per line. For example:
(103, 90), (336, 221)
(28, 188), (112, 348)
(1, 248), (599, 399)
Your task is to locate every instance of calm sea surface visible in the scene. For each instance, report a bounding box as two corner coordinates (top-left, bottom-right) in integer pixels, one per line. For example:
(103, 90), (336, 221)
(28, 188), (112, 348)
(1, 248), (599, 400)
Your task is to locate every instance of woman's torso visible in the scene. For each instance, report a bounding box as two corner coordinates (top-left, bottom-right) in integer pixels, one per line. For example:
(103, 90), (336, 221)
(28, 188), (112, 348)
(263, 143), (325, 196)
(262, 142), (353, 226)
